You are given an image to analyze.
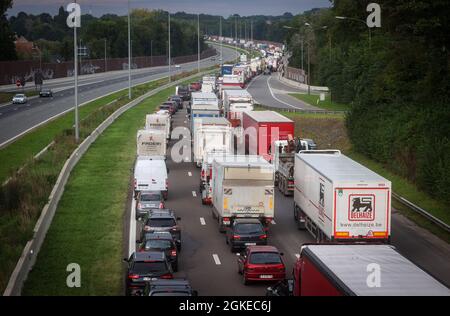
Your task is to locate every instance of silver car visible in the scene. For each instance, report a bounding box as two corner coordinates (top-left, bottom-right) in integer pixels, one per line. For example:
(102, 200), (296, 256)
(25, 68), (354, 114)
(12, 94), (27, 104)
(135, 190), (165, 220)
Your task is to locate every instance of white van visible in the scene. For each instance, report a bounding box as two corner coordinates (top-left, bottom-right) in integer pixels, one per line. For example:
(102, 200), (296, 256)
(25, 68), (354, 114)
(134, 157), (169, 199)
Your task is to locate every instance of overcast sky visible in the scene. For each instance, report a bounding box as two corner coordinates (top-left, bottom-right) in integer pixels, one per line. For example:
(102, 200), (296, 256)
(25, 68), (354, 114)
(7, 0), (331, 17)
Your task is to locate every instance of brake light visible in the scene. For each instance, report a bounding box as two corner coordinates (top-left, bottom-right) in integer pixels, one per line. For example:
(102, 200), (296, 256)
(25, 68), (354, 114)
(128, 274), (140, 279)
(144, 226), (151, 231)
(171, 250), (177, 257)
(201, 170), (205, 178)
(137, 203), (142, 209)
(172, 226), (179, 231)
(159, 202), (164, 209)
(259, 234), (267, 240)
(160, 274), (173, 279)
(166, 179), (168, 189)
(233, 235), (241, 240)
(134, 179), (137, 189)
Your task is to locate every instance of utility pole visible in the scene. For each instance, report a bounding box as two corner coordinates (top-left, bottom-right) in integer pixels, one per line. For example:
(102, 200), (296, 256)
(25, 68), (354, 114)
(235, 16), (238, 57)
(220, 16), (223, 67)
(104, 38), (107, 72)
(168, 12), (171, 82)
(197, 13), (200, 73)
(150, 40), (153, 67)
(74, 2), (79, 142)
(127, 0), (131, 99)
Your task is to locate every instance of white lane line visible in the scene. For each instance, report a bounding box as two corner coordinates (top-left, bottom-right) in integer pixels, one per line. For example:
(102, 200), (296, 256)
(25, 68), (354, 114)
(295, 253), (300, 259)
(128, 196), (137, 257)
(212, 254), (221, 265)
(200, 217), (206, 226)
(267, 76), (302, 110)
(192, 191), (197, 197)
(188, 172), (192, 177)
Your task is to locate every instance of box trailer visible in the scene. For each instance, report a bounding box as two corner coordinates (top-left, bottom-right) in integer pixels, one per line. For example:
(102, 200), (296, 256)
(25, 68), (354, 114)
(193, 117), (233, 167)
(136, 130), (167, 158)
(292, 244), (450, 296)
(222, 75), (244, 88)
(293, 150), (391, 243)
(190, 92), (220, 132)
(242, 111), (295, 162)
(146, 113), (171, 140)
(211, 156), (275, 232)
(223, 89), (254, 127)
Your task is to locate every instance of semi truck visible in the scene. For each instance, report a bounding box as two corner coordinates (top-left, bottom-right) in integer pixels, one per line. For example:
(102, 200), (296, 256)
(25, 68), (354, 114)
(136, 130), (167, 158)
(293, 150), (391, 243)
(222, 89), (254, 128)
(242, 111), (295, 162)
(193, 117), (232, 167)
(221, 64), (234, 76)
(211, 156), (275, 232)
(288, 244), (450, 296)
(190, 92), (220, 133)
(273, 139), (317, 196)
(145, 113), (171, 140)
(222, 75), (244, 88)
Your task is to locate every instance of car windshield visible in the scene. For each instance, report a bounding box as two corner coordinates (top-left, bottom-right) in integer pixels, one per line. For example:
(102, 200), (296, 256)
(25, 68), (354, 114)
(147, 218), (176, 227)
(235, 223), (264, 235)
(141, 194), (161, 202)
(132, 262), (167, 274)
(145, 239), (172, 250)
(151, 292), (190, 296)
(249, 252), (282, 265)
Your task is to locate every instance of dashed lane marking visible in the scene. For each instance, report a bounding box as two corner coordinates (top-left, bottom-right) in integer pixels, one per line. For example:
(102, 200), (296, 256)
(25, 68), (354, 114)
(188, 172), (192, 177)
(272, 220), (276, 225)
(192, 191), (197, 197)
(200, 217), (206, 226)
(213, 254), (221, 265)
(295, 254), (300, 259)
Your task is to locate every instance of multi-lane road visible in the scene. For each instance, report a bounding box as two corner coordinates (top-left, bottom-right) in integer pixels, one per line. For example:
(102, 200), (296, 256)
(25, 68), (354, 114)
(0, 45), (238, 147)
(125, 77), (450, 296)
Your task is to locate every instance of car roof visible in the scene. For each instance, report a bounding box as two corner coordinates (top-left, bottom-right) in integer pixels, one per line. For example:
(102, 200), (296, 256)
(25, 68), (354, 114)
(148, 212), (175, 219)
(133, 251), (166, 261)
(248, 246), (280, 253)
(234, 218), (263, 224)
(145, 233), (174, 241)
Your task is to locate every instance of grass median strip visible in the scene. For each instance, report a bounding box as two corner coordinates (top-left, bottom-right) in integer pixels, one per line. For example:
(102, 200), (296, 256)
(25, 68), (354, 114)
(289, 93), (350, 112)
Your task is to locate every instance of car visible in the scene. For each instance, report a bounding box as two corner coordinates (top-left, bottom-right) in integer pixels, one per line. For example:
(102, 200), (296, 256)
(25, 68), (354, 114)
(211, 57), (216, 61)
(138, 232), (179, 271)
(266, 279), (294, 296)
(237, 246), (286, 285)
(141, 209), (181, 250)
(189, 82), (201, 92)
(135, 190), (165, 220)
(143, 279), (198, 296)
(12, 94), (27, 104)
(263, 68), (271, 76)
(225, 218), (267, 252)
(169, 95), (183, 110)
(39, 89), (53, 97)
(175, 65), (181, 69)
(176, 85), (191, 101)
(124, 251), (173, 296)
(161, 101), (177, 114)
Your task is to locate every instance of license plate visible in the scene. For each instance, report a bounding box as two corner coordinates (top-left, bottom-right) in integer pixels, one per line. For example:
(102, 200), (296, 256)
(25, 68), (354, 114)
(143, 277), (151, 281)
(245, 243), (256, 246)
(260, 275), (273, 279)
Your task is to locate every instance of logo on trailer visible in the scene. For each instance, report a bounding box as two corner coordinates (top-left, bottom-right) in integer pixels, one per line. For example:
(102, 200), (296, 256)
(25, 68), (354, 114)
(319, 183), (325, 207)
(349, 195), (375, 221)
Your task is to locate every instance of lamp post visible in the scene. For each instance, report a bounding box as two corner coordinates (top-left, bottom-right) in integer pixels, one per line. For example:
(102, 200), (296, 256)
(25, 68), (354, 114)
(104, 38), (107, 72)
(127, 0), (132, 99)
(283, 25), (304, 71)
(168, 12), (171, 83)
(150, 39), (153, 67)
(336, 16), (371, 48)
(220, 16), (223, 68)
(197, 14), (200, 73)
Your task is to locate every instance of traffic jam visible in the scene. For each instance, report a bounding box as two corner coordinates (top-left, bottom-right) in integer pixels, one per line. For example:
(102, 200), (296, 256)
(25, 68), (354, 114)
(124, 45), (450, 297)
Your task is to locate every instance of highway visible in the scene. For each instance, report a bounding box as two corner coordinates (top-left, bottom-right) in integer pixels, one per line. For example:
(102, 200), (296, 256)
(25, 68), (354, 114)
(0, 45), (238, 147)
(125, 98), (450, 296)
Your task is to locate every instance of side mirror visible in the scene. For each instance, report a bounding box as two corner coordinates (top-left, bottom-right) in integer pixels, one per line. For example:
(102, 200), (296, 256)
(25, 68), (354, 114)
(280, 252), (284, 256)
(177, 217), (181, 221)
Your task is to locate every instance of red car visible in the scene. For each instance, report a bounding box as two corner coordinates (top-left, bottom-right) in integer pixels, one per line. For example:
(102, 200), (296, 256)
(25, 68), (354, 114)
(237, 246), (286, 285)
(189, 82), (202, 91)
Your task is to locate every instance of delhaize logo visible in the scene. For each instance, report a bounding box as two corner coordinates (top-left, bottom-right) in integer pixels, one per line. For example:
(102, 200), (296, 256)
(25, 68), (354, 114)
(349, 195), (375, 221)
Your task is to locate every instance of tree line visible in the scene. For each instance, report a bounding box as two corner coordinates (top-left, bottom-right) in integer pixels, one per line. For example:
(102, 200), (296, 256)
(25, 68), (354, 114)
(285, 0), (450, 204)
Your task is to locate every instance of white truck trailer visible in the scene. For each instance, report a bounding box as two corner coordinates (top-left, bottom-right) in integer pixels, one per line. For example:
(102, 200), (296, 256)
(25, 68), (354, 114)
(145, 113), (171, 140)
(211, 156), (275, 232)
(136, 130), (167, 158)
(193, 117), (232, 167)
(202, 76), (216, 93)
(223, 89), (254, 128)
(293, 150), (391, 243)
(190, 92), (220, 133)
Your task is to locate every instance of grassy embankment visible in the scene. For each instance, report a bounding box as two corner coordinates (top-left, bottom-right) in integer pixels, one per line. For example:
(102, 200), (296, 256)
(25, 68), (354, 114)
(289, 93), (350, 112)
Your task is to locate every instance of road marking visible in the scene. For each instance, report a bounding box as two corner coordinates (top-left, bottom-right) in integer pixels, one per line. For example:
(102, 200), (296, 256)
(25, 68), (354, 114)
(271, 220), (276, 225)
(14, 107), (18, 111)
(184, 120), (187, 124)
(128, 196), (137, 257)
(188, 172), (192, 177)
(267, 76), (303, 110)
(200, 217), (206, 225)
(192, 191), (197, 197)
(212, 254), (221, 265)
(295, 254), (300, 259)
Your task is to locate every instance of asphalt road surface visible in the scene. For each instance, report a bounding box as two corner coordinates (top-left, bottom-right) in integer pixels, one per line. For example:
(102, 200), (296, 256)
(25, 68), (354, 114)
(125, 101), (450, 296)
(0, 45), (238, 147)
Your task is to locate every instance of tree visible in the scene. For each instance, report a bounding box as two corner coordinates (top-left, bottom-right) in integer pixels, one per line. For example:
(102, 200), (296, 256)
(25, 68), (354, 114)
(0, 0), (17, 61)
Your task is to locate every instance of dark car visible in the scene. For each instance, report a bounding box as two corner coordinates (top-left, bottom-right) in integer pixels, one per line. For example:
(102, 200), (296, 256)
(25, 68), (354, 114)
(237, 246), (286, 285)
(141, 209), (181, 250)
(124, 251), (173, 296)
(138, 231), (179, 271)
(225, 218), (267, 252)
(135, 190), (165, 220)
(266, 279), (294, 296)
(169, 96), (183, 110)
(39, 89), (53, 97)
(177, 86), (191, 101)
(143, 279), (198, 296)
(161, 101), (177, 114)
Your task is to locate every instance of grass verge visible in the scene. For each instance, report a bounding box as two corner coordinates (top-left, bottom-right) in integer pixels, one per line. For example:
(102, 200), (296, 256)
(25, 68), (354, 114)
(22, 74), (203, 295)
(272, 109), (450, 242)
(289, 93), (350, 112)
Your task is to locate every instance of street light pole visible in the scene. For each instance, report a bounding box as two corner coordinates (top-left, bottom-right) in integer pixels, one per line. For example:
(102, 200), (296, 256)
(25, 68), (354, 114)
(220, 16), (223, 68)
(168, 12), (171, 82)
(127, 0), (132, 99)
(104, 38), (107, 72)
(197, 13), (200, 73)
(74, 12), (79, 142)
(150, 40), (153, 67)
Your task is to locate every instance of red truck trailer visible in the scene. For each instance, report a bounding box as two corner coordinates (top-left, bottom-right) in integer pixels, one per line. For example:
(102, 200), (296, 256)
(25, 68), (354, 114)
(290, 244), (450, 296)
(242, 111), (295, 162)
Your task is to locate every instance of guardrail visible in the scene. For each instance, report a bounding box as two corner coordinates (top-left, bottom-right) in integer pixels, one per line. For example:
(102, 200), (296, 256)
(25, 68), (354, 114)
(3, 69), (215, 296)
(392, 192), (450, 233)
